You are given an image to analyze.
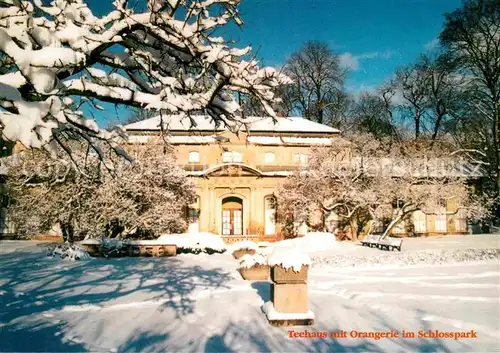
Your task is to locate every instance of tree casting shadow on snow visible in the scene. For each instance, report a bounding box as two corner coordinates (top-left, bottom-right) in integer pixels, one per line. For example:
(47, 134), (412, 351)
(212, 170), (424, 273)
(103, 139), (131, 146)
(0, 244), (480, 352)
(0, 244), (232, 352)
(251, 281), (271, 303)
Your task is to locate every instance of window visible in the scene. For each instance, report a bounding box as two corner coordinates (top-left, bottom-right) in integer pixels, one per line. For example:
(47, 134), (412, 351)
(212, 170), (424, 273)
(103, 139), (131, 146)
(187, 196), (200, 233)
(435, 214), (447, 232)
(412, 210), (427, 233)
(222, 151), (242, 163)
(264, 152), (275, 164)
(455, 209), (467, 232)
(264, 196), (277, 235)
(294, 153), (308, 165)
(188, 151), (200, 163)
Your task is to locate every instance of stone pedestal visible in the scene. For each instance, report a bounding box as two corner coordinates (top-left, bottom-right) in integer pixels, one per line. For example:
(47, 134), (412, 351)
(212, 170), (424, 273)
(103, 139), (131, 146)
(264, 265), (314, 326)
(271, 283), (308, 313)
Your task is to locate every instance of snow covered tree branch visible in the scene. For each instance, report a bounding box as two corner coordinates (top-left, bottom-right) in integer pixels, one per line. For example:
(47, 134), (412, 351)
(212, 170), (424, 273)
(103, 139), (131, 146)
(0, 0), (289, 154)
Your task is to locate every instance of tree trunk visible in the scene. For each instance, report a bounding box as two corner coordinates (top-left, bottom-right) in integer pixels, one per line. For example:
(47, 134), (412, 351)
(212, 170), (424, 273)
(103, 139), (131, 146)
(349, 217), (358, 241)
(317, 107), (324, 124)
(431, 113), (445, 141)
(493, 98), (500, 220)
(380, 212), (404, 240)
(61, 222), (74, 243)
(415, 114), (421, 139)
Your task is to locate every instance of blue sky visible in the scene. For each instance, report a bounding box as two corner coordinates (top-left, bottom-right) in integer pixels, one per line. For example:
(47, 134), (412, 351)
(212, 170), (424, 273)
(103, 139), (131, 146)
(231, 0), (461, 93)
(83, 0), (462, 125)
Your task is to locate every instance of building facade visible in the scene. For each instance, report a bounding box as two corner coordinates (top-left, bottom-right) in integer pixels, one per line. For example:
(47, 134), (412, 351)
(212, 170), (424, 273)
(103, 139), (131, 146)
(125, 115), (470, 242)
(125, 115), (340, 242)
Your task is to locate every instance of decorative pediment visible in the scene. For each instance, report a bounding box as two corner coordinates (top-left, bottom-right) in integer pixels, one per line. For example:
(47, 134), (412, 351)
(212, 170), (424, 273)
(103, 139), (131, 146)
(203, 163), (263, 178)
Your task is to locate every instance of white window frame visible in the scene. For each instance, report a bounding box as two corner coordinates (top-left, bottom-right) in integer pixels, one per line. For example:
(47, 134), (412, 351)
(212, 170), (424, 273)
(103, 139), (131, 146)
(455, 209), (467, 232)
(188, 151), (200, 163)
(294, 153), (308, 166)
(187, 196), (200, 233)
(222, 151), (243, 163)
(264, 196), (277, 235)
(412, 210), (427, 233)
(232, 152), (242, 163)
(435, 214), (447, 232)
(264, 152), (275, 164)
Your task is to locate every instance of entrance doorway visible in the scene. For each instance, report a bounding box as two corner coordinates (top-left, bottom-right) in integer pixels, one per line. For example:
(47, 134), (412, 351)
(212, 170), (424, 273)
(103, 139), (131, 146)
(221, 196), (243, 235)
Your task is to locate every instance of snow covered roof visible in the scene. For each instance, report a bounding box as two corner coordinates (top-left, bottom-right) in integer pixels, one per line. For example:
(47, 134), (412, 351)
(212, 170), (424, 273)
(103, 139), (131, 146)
(127, 135), (216, 144)
(247, 136), (333, 145)
(124, 115), (340, 134)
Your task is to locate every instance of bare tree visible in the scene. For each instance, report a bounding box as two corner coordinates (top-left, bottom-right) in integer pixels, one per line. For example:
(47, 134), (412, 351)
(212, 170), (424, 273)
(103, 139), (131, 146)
(349, 92), (399, 139)
(391, 65), (428, 139)
(417, 53), (461, 141)
(283, 41), (346, 124)
(439, 0), (500, 211)
(0, 0), (288, 158)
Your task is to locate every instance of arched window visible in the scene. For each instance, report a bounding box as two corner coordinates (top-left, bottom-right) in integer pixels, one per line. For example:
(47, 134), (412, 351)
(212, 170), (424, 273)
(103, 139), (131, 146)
(189, 151), (200, 163)
(264, 195), (277, 235)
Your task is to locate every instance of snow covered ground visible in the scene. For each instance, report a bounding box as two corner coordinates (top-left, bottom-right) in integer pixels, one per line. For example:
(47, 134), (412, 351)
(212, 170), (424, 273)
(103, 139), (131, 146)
(0, 236), (499, 352)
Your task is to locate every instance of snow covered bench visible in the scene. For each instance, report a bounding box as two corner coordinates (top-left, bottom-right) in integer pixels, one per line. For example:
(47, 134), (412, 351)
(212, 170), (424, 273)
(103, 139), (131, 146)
(360, 234), (381, 247)
(377, 237), (403, 252)
(360, 235), (403, 251)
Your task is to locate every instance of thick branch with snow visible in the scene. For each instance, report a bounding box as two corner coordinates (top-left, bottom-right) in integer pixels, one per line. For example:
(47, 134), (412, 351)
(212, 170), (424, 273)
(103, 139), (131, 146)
(0, 0), (289, 154)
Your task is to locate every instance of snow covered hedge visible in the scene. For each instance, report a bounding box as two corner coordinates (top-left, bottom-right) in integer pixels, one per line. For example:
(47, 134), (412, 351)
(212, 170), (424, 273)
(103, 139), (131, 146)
(156, 233), (226, 254)
(80, 232), (227, 255)
(0, 0), (289, 155)
(48, 244), (91, 261)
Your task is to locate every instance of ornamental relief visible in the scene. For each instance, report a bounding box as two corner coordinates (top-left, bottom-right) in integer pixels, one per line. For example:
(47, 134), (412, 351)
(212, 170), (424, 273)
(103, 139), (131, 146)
(211, 176), (258, 185)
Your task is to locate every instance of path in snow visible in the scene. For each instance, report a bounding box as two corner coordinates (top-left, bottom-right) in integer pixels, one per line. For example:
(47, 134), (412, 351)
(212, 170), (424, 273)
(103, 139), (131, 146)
(0, 240), (499, 352)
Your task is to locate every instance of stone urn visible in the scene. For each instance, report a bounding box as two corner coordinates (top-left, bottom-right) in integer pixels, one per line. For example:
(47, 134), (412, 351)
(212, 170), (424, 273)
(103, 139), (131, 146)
(238, 264), (270, 281)
(232, 248), (256, 259)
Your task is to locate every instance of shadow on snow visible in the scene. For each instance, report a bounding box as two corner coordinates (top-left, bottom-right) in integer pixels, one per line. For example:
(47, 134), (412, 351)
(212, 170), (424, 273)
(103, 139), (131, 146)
(0, 243), (476, 352)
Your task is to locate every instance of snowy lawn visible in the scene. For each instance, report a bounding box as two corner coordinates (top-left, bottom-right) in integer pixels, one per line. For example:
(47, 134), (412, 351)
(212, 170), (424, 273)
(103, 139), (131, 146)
(0, 238), (499, 352)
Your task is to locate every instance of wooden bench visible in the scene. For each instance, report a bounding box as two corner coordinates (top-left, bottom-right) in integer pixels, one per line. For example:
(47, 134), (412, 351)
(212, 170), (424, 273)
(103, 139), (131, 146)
(360, 234), (381, 247)
(377, 237), (403, 251)
(360, 235), (403, 251)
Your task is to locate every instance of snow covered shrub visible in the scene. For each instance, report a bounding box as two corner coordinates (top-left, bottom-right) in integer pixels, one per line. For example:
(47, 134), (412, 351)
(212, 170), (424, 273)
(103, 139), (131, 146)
(6, 144), (195, 241)
(48, 244), (91, 261)
(0, 0), (289, 157)
(238, 253), (268, 269)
